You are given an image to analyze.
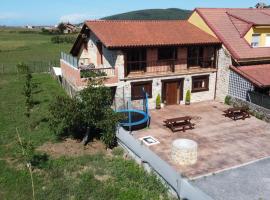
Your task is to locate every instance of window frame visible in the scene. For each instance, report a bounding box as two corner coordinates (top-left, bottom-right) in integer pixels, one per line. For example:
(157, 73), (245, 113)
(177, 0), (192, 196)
(251, 34), (261, 48)
(191, 75), (210, 93)
(157, 47), (177, 61)
(131, 81), (153, 100)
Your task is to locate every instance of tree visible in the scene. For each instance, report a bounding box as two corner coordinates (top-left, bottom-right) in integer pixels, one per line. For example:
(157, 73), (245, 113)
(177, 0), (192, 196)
(18, 63), (34, 117)
(49, 78), (122, 148)
(57, 22), (66, 34)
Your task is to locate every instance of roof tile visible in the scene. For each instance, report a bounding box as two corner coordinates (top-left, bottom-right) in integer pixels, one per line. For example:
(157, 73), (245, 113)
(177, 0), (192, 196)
(85, 20), (220, 48)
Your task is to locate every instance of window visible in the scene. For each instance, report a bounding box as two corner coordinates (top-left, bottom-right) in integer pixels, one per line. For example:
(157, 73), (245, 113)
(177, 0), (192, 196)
(158, 47), (177, 60)
(192, 75), (209, 92)
(251, 34), (260, 47)
(131, 81), (152, 100)
(187, 46), (204, 67)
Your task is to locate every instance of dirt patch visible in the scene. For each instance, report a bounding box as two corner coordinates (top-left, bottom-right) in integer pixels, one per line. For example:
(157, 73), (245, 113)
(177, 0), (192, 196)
(37, 138), (106, 158)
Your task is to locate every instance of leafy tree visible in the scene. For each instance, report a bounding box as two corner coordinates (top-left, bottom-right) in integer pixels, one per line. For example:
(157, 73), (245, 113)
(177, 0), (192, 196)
(18, 63), (34, 117)
(49, 78), (122, 148)
(57, 22), (66, 34)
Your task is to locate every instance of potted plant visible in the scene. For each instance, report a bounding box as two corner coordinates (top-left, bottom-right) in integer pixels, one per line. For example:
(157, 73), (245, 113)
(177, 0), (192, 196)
(185, 90), (191, 105)
(156, 94), (161, 109)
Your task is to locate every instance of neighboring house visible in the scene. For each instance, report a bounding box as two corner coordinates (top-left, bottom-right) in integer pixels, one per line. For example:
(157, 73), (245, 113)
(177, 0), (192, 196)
(62, 23), (77, 34)
(189, 8), (270, 105)
(61, 20), (228, 109)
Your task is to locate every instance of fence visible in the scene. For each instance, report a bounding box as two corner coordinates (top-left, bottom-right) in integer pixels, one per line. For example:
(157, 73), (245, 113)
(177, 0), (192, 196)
(61, 52), (78, 68)
(0, 60), (59, 74)
(116, 127), (214, 200)
(248, 91), (270, 110)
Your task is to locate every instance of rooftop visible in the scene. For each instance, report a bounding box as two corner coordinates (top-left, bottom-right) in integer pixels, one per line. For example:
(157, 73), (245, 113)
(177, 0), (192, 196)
(230, 64), (270, 88)
(84, 20), (220, 48)
(195, 8), (270, 61)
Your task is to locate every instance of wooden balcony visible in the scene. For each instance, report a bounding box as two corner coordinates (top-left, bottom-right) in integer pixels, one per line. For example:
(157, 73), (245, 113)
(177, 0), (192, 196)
(125, 57), (217, 79)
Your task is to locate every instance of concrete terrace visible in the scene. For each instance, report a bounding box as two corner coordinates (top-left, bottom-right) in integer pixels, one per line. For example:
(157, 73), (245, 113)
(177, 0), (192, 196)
(134, 101), (270, 179)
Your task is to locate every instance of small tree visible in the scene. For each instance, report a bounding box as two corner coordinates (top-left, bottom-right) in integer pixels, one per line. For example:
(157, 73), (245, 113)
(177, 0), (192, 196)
(156, 94), (161, 109)
(57, 22), (66, 34)
(49, 78), (122, 148)
(185, 90), (191, 105)
(19, 63), (34, 117)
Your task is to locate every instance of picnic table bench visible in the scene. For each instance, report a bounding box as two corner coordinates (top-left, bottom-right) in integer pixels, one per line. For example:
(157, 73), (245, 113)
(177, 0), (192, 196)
(164, 116), (195, 132)
(223, 107), (250, 121)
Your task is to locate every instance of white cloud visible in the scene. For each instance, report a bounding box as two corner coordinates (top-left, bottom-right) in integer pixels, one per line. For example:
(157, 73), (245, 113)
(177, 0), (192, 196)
(59, 13), (100, 24)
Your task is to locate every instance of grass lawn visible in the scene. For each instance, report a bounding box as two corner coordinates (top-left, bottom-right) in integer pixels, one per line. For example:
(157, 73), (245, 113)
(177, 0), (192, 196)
(0, 28), (72, 73)
(0, 73), (173, 200)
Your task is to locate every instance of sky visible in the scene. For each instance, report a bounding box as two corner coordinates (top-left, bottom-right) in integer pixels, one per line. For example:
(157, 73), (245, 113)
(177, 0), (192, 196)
(0, 0), (269, 26)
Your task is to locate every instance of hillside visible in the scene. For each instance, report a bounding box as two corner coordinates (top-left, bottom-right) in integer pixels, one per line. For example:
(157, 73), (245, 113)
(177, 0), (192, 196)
(102, 8), (192, 20)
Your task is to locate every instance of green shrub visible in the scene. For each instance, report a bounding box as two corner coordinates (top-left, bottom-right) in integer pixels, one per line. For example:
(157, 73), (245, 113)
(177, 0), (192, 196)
(156, 94), (161, 109)
(185, 90), (191, 104)
(224, 96), (231, 105)
(81, 70), (107, 78)
(49, 79), (122, 148)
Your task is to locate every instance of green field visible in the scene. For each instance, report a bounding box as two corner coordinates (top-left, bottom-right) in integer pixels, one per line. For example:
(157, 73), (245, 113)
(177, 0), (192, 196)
(0, 28), (72, 73)
(0, 74), (172, 200)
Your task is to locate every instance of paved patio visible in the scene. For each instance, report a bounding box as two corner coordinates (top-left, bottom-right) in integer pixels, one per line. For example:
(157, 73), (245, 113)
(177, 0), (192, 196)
(134, 101), (270, 179)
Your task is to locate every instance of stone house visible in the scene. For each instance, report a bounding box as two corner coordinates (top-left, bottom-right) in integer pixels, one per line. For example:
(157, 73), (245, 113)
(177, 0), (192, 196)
(60, 19), (233, 109)
(189, 8), (270, 106)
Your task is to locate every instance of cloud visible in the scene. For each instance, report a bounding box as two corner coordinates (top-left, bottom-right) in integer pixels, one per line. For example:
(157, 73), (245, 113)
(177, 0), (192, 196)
(59, 13), (100, 23)
(0, 12), (20, 20)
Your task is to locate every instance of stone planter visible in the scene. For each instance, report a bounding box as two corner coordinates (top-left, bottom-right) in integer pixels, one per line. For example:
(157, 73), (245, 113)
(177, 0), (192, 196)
(171, 139), (198, 166)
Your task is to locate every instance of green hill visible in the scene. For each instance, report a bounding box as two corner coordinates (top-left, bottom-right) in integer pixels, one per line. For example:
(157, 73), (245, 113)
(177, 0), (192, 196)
(102, 8), (192, 20)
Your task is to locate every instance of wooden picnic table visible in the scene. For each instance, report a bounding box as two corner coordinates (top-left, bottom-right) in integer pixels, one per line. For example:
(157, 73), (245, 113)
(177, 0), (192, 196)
(224, 107), (250, 121)
(164, 116), (195, 132)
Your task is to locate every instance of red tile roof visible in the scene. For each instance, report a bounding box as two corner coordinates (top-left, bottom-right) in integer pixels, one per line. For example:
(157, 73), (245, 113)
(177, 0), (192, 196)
(84, 20), (220, 48)
(195, 8), (270, 61)
(230, 64), (270, 87)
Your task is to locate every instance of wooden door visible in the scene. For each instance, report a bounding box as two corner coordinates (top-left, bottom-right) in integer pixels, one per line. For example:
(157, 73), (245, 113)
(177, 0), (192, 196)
(166, 82), (178, 105)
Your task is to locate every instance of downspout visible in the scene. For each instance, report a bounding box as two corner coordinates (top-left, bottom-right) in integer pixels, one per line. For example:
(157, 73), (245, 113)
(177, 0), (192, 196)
(214, 47), (219, 100)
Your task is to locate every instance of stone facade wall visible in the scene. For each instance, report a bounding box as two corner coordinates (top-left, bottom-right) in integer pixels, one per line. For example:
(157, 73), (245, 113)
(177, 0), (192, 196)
(215, 47), (232, 102)
(114, 72), (217, 110)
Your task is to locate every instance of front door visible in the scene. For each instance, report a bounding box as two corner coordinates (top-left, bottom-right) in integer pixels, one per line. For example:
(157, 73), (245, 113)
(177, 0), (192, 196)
(162, 79), (183, 105)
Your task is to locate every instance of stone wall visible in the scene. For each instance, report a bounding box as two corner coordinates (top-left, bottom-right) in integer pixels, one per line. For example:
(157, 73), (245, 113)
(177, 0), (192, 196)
(215, 47), (232, 102)
(115, 72), (217, 110)
(228, 96), (270, 122)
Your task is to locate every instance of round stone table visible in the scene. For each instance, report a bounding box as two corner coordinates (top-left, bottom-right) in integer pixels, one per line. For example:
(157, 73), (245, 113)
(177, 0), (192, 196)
(171, 139), (198, 166)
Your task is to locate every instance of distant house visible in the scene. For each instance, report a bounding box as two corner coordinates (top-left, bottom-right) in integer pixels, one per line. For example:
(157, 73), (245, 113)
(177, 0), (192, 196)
(25, 25), (33, 29)
(189, 8), (270, 107)
(62, 23), (77, 34)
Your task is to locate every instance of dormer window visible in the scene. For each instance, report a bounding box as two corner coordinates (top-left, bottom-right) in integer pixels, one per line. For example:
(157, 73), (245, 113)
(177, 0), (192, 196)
(251, 34), (260, 47)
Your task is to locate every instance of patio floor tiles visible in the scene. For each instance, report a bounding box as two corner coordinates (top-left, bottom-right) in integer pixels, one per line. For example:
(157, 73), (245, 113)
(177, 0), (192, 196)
(133, 101), (270, 179)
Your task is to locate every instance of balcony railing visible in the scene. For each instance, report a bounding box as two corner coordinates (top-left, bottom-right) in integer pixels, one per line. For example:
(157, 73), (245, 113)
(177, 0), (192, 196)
(126, 57), (216, 76)
(61, 52), (78, 68)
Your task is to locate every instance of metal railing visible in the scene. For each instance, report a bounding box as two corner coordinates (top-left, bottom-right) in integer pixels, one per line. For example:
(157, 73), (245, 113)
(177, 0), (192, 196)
(126, 57), (216, 76)
(61, 52), (78, 68)
(117, 127), (214, 200)
(248, 91), (270, 110)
